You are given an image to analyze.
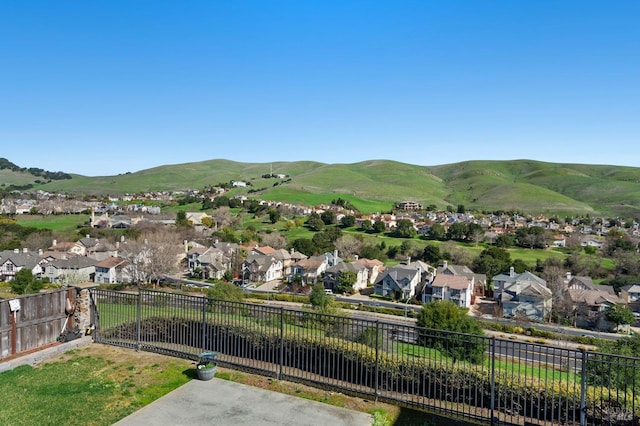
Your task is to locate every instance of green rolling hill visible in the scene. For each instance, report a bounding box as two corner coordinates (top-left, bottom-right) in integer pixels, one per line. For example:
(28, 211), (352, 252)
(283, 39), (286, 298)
(2, 158), (639, 216)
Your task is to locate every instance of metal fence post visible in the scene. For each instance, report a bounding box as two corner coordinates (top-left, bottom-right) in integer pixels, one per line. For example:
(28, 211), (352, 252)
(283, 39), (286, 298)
(375, 320), (380, 401)
(201, 296), (207, 354)
(490, 336), (496, 425)
(136, 290), (142, 351)
(279, 307), (284, 380)
(580, 348), (588, 426)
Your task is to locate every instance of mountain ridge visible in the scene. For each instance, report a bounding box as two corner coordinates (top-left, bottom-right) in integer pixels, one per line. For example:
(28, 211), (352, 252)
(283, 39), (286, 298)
(2, 158), (639, 216)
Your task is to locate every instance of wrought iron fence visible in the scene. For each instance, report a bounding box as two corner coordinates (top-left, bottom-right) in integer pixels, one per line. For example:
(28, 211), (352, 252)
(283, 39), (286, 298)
(91, 289), (640, 426)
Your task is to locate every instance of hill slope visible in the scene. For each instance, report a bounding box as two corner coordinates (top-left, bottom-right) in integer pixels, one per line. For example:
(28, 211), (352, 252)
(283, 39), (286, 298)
(6, 159), (640, 216)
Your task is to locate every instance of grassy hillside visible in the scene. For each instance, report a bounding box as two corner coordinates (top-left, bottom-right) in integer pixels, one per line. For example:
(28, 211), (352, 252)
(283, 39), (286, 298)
(6, 158), (640, 216)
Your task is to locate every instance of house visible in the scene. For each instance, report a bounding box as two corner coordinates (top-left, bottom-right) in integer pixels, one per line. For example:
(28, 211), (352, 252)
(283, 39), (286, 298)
(493, 268), (552, 322)
(353, 257), (384, 285)
(0, 248), (44, 281)
(374, 264), (424, 300)
(568, 285), (624, 331)
(43, 256), (96, 284)
(290, 257), (327, 285)
(323, 261), (369, 294)
(620, 284), (640, 304)
(49, 239), (86, 256)
(94, 257), (131, 284)
(195, 249), (230, 280)
(272, 248), (307, 278)
(425, 274), (473, 308)
(243, 254), (283, 283)
(438, 261), (486, 300)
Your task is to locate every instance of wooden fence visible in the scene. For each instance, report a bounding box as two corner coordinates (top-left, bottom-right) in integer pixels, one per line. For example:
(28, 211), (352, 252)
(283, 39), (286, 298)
(0, 288), (74, 359)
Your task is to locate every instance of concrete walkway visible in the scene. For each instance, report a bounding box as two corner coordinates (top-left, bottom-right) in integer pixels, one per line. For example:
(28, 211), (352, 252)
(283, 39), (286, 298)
(114, 377), (373, 426)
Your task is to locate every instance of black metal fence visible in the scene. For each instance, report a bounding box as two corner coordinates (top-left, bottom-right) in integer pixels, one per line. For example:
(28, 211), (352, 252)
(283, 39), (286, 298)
(90, 289), (640, 426)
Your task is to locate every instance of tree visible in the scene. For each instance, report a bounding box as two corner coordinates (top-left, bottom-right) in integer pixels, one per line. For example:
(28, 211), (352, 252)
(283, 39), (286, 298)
(11, 269), (44, 295)
(422, 244), (442, 264)
(446, 222), (468, 241)
(268, 209), (281, 224)
(334, 235), (363, 260)
(175, 210), (191, 228)
(372, 220), (386, 234)
(473, 247), (512, 281)
(416, 301), (486, 364)
(291, 238), (316, 256)
(307, 213), (325, 231)
(605, 305), (636, 332)
(393, 219), (417, 238)
(309, 282), (335, 313)
(427, 223), (445, 240)
(340, 215), (356, 228)
(320, 211), (336, 225)
(360, 220), (372, 232)
(336, 271), (357, 294)
(206, 281), (244, 302)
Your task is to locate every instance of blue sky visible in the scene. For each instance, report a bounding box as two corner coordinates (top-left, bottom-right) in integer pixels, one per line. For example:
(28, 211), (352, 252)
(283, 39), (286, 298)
(2, 1), (638, 176)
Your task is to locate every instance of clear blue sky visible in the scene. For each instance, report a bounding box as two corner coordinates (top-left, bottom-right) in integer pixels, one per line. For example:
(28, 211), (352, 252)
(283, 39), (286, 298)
(2, 1), (638, 176)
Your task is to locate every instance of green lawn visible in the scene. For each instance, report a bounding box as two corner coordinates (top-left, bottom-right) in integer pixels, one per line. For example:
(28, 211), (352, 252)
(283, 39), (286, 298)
(0, 345), (192, 426)
(15, 214), (90, 234)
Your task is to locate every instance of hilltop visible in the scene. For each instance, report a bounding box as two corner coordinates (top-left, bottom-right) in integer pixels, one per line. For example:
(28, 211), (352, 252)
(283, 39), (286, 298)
(2, 158), (639, 216)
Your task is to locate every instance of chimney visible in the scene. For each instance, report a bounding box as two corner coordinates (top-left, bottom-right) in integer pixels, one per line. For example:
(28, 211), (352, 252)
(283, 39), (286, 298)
(13, 248), (19, 253)
(52, 239), (57, 247)
(443, 260), (448, 269)
(509, 266), (515, 278)
(38, 249), (43, 256)
(120, 235), (125, 242)
(566, 272), (572, 281)
(23, 248), (28, 253)
(86, 234), (90, 239)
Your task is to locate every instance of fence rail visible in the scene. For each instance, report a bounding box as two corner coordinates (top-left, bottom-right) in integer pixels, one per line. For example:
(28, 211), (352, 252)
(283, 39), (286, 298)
(91, 289), (640, 426)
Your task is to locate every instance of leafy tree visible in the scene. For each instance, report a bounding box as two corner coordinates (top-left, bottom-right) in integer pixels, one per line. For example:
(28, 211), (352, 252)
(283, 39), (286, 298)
(446, 222), (468, 241)
(457, 204), (466, 214)
(359, 244), (387, 262)
(336, 270), (357, 294)
(393, 219), (417, 238)
(494, 233), (514, 248)
(604, 304), (636, 331)
(307, 213), (325, 231)
(422, 244), (442, 264)
(11, 269), (44, 295)
(372, 220), (386, 234)
(511, 259), (528, 274)
(340, 215), (356, 228)
(201, 197), (214, 210)
(320, 211), (336, 225)
(291, 238), (316, 256)
(206, 281), (244, 302)
(312, 231), (334, 254)
(268, 209), (281, 224)
(360, 220), (372, 232)
(309, 282), (335, 313)
(473, 247), (512, 280)
(175, 210), (191, 228)
(416, 301), (486, 364)
(427, 223), (445, 240)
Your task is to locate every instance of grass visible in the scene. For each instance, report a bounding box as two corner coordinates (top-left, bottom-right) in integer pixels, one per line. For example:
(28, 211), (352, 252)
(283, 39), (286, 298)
(0, 343), (477, 426)
(0, 345), (193, 426)
(213, 368), (479, 425)
(14, 214), (89, 234)
(30, 158), (640, 215)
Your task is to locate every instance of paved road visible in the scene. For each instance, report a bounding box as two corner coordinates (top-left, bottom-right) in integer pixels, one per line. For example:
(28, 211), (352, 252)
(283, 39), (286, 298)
(114, 377), (373, 426)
